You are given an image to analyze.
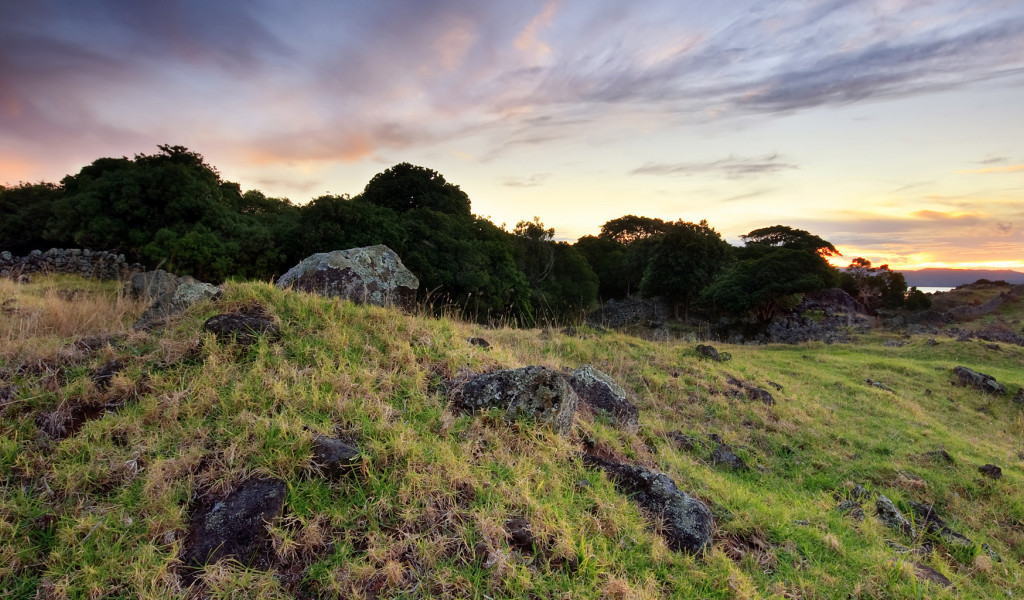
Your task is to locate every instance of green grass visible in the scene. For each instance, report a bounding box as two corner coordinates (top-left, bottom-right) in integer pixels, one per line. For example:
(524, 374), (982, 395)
(1, 276), (1021, 599)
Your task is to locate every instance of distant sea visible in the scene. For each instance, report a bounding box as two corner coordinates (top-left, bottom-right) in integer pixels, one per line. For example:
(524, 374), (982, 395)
(917, 286), (954, 294)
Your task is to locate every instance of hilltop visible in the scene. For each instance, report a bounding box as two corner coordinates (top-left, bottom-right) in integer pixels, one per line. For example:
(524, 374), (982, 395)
(1, 274), (1022, 599)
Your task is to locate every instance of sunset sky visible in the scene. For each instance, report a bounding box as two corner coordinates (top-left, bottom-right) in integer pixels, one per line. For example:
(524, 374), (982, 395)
(2, 1), (1023, 269)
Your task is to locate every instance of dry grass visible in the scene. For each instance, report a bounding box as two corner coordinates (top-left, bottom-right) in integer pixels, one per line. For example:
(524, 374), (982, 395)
(0, 276), (145, 357)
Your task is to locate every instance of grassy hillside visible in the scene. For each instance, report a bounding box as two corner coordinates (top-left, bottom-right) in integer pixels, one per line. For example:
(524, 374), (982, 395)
(1, 275), (1022, 599)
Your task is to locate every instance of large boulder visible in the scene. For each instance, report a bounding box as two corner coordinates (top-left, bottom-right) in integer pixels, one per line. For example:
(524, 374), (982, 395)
(451, 366), (578, 434)
(583, 454), (713, 555)
(127, 270), (221, 331)
(568, 365), (639, 432)
(952, 366), (1006, 395)
(276, 245), (418, 309)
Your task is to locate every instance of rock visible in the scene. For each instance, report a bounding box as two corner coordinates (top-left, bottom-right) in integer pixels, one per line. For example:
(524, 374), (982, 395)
(311, 435), (361, 478)
(451, 366), (578, 434)
(90, 359), (125, 391)
(907, 502), (973, 548)
(835, 500), (865, 521)
(276, 245), (419, 309)
(203, 312), (280, 346)
(978, 464), (1002, 480)
(952, 366), (1006, 395)
(695, 345), (730, 362)
(504, 516), (536, 553)
(130, 270), (220, 331)
(866, 379), (896, 393)
(180, 477), (287, 570)
(711, 443), (749, 472)
(583, 454), (713, 555)
(1013, 388), (1024, 405)
(850, 485), (871, 501)
(882, 340), (906, 348)
(726, 377), (776, 406)
(923, 449), (955, 465)
(468, 337), (490, 348)
(668, 431), (701, 452)
(567, 365), (639, 432)
(911, 563), (955, 590)
(875, 495), (916, 537)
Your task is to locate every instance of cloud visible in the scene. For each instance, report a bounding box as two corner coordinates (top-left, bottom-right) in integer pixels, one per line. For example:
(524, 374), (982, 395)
(501, 173), (551, 188)
(960, 163), (1024, 174)
(631, 154), (797, 178)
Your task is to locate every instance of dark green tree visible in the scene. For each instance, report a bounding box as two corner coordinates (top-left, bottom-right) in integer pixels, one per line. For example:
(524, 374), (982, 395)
(638, 220), (732, 318)
(512, 217), (598, 323)
(573, 235), (629, 299)
(740, 224), (839, 257)
(361, 162), (471, 216)
(598, 215), (670, 245)
(0, 182), (65, 253)
(838, 257), (907, 311)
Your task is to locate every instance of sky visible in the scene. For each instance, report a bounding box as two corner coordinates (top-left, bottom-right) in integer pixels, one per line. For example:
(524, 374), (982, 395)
(2, 0), (1023, 269)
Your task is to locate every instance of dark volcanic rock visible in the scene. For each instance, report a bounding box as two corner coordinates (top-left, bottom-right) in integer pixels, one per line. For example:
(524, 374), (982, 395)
(923, 449), (955, 465)
(311, 435), (361, 478)
(667, 431), (701, 452)
(726, 377), (775, 406)
(835, 500), (865, 521)
(181, 477), (287, 570)
(908, 502), (973, 548)
(568, 365), (639, 432)
(504, 516), (536, 553)
(203, 312), (280, 346)
(865, 379), (896, 393)
(979, 464), (1002, 480)
(276, 245), (419, 309)
(1013, 388), (1024, 405)
(711, 443), (749, 472)
(695, 344), (730, 362)
(451, 366), (578, 434)
(912, 563), (955, 590)
(952, 366), (1006, 395)
(583, 453), (713, 555)
(468, 337), (490, 348)
(90, 359), (125, 390)
(875, 495), (916, 537)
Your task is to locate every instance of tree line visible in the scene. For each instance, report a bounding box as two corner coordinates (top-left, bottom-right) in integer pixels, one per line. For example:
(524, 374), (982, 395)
(0, 145), (926, 325)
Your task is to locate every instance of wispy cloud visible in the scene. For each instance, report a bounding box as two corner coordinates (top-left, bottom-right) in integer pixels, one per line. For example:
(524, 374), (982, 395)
(631, 154), (796, 178)
(501, 173), (551, 188)
(960, 163), (1024, 174)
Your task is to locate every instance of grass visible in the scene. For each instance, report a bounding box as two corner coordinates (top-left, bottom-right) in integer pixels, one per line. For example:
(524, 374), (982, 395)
(1, 275), (1022, 599)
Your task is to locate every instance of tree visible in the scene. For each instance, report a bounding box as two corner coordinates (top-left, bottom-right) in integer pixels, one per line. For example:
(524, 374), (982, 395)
(573, 235), (629, 299)
(638, 220), (732, 319)
(700, 248), (839, 322)
(598, 215), (669, 245)
(838, 258), (907, 312)
(740, 225), (839, 257)
(512, 217), (598, 323)
(361, 163), (471, 216)
(0, 182), (65, 253)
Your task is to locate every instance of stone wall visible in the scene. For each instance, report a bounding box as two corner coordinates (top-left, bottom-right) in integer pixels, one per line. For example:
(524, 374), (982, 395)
(0, 248), (143, 281)
(587, 296), (672, 328)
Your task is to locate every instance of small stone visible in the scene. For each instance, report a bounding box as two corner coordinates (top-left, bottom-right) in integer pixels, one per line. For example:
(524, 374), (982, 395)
(711, 443), (749, 472)
(875, 495), (916, 537)
(311, 435), (361, 478)
(468, 337), (490, 348)
(835, 500), (865, 521)
(505, 516), (536, 553)
(203, 312), (280, 346)
(978, 464), (1002, 480)
(865, 379), (896, 393)
(923, 449), (955, 465)
(1013, 388), (1024, 405)
(695, 344), (730, 362)
(911, 563), (955, 590)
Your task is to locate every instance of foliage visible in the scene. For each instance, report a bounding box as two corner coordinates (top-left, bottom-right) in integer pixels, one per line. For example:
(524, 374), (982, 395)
(741, 224), (840, 258)
(573, 235), (630, 299)
(360, 162), (472, 216)
(839, 258), (908, 312)
(597, 214), (669, 245)
(639, 220), (732, 318)
(904, 287), (932, 311)
(701, 247), (839, 322)
(0, 182), (64, 254)
(512, 218), (599, 324)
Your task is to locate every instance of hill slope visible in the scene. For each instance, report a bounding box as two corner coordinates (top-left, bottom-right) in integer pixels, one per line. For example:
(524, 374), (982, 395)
(1, 276), (1022, 599)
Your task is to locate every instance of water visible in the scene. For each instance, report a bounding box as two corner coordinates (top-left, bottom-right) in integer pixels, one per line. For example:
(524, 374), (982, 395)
(915, 286), (954, 294)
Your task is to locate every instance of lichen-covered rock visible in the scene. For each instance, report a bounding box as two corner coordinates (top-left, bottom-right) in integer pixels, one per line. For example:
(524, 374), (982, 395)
(129, 270), (220, 331)
(451, 367), (578, 434)
(203, 312), (280, 345)
(583, 453), (713, 555)
(835, 500), (865, 521)
(568, 365), (639, 432)
(311, 435), (361, 478)
(952, 366), (1006, 395)
(695, 344), (730, 362)
(180, 478), (287, 570)
(276, 245), (419, 309)
(875, 495), (916, 537)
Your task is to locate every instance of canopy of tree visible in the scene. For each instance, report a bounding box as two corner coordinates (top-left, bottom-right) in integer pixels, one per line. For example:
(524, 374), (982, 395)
(1, 145), (853, 327)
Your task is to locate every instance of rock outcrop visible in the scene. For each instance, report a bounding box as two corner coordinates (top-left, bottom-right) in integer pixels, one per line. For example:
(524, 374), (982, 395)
(126, 270), (220, 331)
(203, 311), (280, 346)
(567, 365), (639, 432)
(451, 367), (579, 434)
(276, 245), (419, 309)
(583, 454), (713, 555)
(952, 366), (1007, 395)
(875, 495), (916, 537)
